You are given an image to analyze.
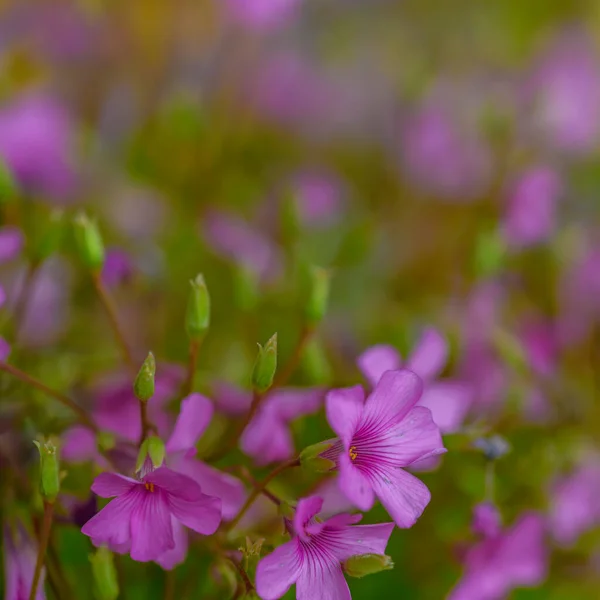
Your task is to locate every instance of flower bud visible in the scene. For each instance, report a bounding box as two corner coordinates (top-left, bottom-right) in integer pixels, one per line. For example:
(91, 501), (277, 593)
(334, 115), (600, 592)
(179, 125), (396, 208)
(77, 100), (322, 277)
(474, 227), (506, 279)
(301, 338), (332, 384)
(343, 553), (394, 578)
(252, 333), (277, 393)
(0, 158), (17, 202)
(34, 210), (65, 263)
(185, 274), (210, 340)
(233, 266), (259, 313)
(305, 266), (330, 325)
(96, 431), (116, 453)
(277, 501), (295, 520)
(33, 438), (60, 503)
(241, 536), (263, 581)
(73, 212), (105, 271)
(133, 352), (155, 402)
(136, 436), (165, 473)
(472, 435), (510, 461)
(90, 547), (119, 600)
(299, 441), (336, 473)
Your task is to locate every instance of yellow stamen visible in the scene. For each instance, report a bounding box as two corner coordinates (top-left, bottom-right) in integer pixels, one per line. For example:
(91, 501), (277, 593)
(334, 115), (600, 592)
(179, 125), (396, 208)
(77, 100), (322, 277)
(145, 482), (155, 493)
(349, 446), (358, 461)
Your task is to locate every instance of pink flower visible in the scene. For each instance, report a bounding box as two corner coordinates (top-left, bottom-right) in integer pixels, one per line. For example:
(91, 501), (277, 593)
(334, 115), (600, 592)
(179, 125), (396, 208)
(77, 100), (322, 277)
(357, 328), (472, 434)
(223, 0), (300, 30)
(0, 227), (24, 263)
(82, 467), (221, 563)
(324, 369), (446, 528)
(449, 506), (547, 600)
(255, 495), (394, 599)
(101, 248), (135, 288)
(214, 383), (324, 466)
(4, 523), (45, 600)
(288, 171), (345, 228)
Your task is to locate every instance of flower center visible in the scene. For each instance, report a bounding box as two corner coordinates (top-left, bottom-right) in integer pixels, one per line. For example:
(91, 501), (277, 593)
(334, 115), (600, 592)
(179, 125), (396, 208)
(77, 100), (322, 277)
(144, 482), (155, 493)
(349, 445), (358, 461)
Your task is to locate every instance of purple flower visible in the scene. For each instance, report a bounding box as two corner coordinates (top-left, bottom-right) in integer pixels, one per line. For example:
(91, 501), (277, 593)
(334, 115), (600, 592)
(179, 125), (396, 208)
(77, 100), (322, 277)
(502, 166), (562, 249)
(4, 522), (45, 600)
(224, 0), (300, 30)
(214, 383), (324, 466)
(0, 95), (77, 200)
(101, 248), (135, 288)
(0, 227), (24, 263)
(549, 459), (600, 547)
(449, 507), (547, 600)
(288, 171), (344, 228)
(358, 328), (472, 434)
(255, 495), (394, 599)
(82, 466), (221, 563)
(324, 369), (446, 528)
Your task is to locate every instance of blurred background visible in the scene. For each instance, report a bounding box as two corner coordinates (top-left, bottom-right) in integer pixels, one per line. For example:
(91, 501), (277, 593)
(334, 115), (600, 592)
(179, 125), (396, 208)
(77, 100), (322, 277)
(1, 0), (600, 598)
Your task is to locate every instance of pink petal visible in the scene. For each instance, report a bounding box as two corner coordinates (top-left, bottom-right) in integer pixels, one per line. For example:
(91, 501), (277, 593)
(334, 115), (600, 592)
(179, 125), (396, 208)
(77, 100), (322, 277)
(362, 370), (423, 429)
(61, 426), (98, 462)
(212, 381), (252, 416)
(372, 467), (431, 529)
(155, 517), (188, 570)
(130, 489), (175, 562)
(418, 382), (472, 433)
(384, 406), (447, 467)
(329, 522), (395, 561)
(166, 393), (214, 454)
(317, 476), (358, 518)
(406, 327), (448, 381)
(296, 564), (351, 600)
(241, 410), (294, 466)
(267, 387), (324, 421)
(145, 467), (204, 502)
(293, 496), (324, 540)
(338, 452), (375, 511)
(255, 540), (302, 600)
(325, 385), (365, 446)
(168, 493), (221, 535)
(172, 457), (245, 520)
(91, 472), (138, 498)
(356, 344), (402, 387)
(0, 336), (10, 361)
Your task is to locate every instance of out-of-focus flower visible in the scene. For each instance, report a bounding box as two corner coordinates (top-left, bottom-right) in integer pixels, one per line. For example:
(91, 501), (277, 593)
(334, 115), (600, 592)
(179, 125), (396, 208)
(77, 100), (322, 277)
(223, 0), (300, 30)
(323, 370), (446, 528)
(550, 459), (600, 547)
(214, 383), (324, 466)
(4, 522), (45, 600)
(526, 32), (600, 154)
(255, 495), (394, 599)
(449, 506), (547, 600)
(502, 166), (562, 249)
(472, 502), (502, 538)
(82, 467), (221, 563)
(358, 328), (472, 434)
(288, 171), (344, 228)
(0, 95), (77, 201)
(0, 227), (24, 263)
(101, 249), (135, 288)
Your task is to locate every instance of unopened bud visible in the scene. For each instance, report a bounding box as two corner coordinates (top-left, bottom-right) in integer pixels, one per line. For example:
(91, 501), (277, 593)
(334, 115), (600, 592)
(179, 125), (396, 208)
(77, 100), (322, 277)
(299, 441), (336, 473)
(241, 537), (264, 581)
(136, 436), (165, 473)
(133, 352), (155, 402)
(343, 553), (394, 578)
(185, 274), (210, 339)
(301, 338), (332, 384)
(90, 547), (119, 600)
(278, 501), (295, 520)
(305, 266), (330, 325)
(97, 431), (116, 452)
(34, 210), (65, 263)
(73, 213), (105, 271)
(474, 227), (505, 279)
(33, 438), (60, 502)
(0, 158), (17, 202)
(252, 333), (277, 392)
(233, 266), (259, 312)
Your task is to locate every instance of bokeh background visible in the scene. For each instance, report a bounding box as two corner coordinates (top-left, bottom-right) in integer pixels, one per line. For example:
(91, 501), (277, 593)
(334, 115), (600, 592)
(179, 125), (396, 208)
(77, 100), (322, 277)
(1, 0), (600, 598)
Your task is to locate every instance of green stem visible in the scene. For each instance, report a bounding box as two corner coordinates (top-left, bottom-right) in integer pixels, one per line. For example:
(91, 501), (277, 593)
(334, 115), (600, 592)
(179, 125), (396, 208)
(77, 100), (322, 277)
(30, 501), (54, 600)
(272, 324), (314, 388)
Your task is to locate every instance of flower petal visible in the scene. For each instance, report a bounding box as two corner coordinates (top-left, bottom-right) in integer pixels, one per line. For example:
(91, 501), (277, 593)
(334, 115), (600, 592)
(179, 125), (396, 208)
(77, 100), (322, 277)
(166, 393), (214, 454)
(241, 410), (293, 466)
(255, 540), (302, 600)
(267, 387), (324, 421)
(328, 522), (395, 561)
(338, 452), (375, 512)
(293, 496), (324, 540)
(213, 381), (252, 416)
(362, 369), (423, 430)
(325, 385), (365, 446)
(357, 344), (402, 387)
(168, 493), (221, 535)
(61, 426), (99, 463)
(91, 472), (138, 498)
(130, 489), (175, 562)
(296, 564), (351, 600)
(406, 327), (448, 381)
(145, 467), (204, 502)
(418, 382), (472, 433)
(372, 467), (431, 528)
(154, 517), (188, 570)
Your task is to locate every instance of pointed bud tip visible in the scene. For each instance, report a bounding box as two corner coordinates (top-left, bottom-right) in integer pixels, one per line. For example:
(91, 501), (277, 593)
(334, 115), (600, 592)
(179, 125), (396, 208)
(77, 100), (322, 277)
(186, 273), (210, 339)
(252, 333), (278, 392)
(133, 352), (156, 402)
(73, 212), (105, 270)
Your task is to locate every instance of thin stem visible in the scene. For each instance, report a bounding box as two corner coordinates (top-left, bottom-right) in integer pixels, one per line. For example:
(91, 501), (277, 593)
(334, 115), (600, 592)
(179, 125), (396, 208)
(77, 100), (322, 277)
(0, 361), (98, 431)
(484, 461), (496, 502)
(30, 501), (54, 600)
(138, 400), (155, 446)
(228, 557), (254, 594)
(226, 458), (300, 532)
(92, 271), (135, 371)
(184, 338), (201, 397)
(164, 569), (176, 600)
(234, 466), (281, 506)
(272, 324), (314, 389)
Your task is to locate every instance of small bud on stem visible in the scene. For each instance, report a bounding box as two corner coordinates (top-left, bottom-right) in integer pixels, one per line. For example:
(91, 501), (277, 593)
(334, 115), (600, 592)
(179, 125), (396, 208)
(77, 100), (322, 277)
(186, 274), (210, 340)
(252, 333), (278, 393)
(73, 213), (105, 271)
(343, 553), (394, 578)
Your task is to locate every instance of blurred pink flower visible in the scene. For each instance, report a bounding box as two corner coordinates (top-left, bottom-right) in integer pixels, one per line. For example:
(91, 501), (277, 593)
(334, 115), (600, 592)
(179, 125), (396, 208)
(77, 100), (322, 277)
(224, 0), (300, 30)
(101, 248), (135, 288)
(0, 227), (24, 263)
(289, 171), (345, 228)
(4, 522), (45, 600)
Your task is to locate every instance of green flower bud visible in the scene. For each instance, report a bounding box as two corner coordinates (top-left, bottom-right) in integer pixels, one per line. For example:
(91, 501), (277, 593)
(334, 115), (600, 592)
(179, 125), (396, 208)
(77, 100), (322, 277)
(299, 441), (336, 473)
(305, 266), (330, 325)
(233, 266), (259, 312)
(474, 227), (506, 279)
(185, 274), (210, 339)
(0, 158), (17, 202)
(33, 439), (60, 503)
(136, 436), (165, 473)
(34, 210), (65, 263)
(301, 338), (332, 385)
(90, 547), (119, 600)
(97, 431), (116, 453)
(343, 553), (394, 578)
(133, 352), (155, 402)
(73, 212), (105, 271)
(252, 333), (277, 393)
(241, 536), (264, 581)
(277, 501), (295, 520)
